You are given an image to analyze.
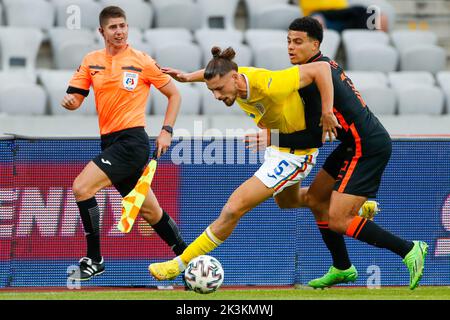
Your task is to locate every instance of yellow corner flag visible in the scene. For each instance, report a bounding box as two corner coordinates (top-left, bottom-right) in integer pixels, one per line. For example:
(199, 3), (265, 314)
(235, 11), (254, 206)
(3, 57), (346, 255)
(118, 155), (158, 233)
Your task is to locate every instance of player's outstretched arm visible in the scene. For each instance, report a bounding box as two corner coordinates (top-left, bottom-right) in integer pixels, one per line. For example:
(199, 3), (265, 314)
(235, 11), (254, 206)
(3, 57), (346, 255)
(161, 67), (206, 83)
(61, 93), (84, 110)
(298, 62), (341, 142)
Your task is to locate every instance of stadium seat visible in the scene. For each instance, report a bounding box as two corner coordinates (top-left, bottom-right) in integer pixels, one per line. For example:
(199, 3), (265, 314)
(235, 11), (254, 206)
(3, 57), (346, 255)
(197, 0), (239, 30)
(346, 44), (399, 72)
(144, 28), (193, 48)
(437, 72), (450, 114)
(244, 0), (291, 29)
(195, 29), (244, 48)
(3, 0), (55, 30)
(343, 30), (390, 46)
(0, 27), (43, 73)
(152, 0), (201, 31)
(196, 84), (244, 115)
(48, 28), (97, 69)
(390, 30), (445, 74)
(321, 29), (341, 60)
(345, 71), (396, 115)
(54, 0), (103, 29)
(388, 72), (444, 115)
(343, 29), (397, 72)
(194, 29), (251, 66)
(390, 30), (438, 52)
(152, 43), (202, 72)
(252, 44), (292, 70)
(0, 69), (38, 84)
(55, 40), (99, 70)
(252, 4), (301, 30)
(388, 71), (436, 88)
(99, 0), (153, 30)
(38, 69), (97, 116)
(0, 83), (47, 115)
(399, 45), (446, 74)
(150, 82), (201, 115)
(244, 29), (288, 50)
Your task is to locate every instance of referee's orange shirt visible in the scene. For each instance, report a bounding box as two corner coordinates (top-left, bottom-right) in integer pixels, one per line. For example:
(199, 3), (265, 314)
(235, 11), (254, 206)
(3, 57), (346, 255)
(68, 45), (170, 135)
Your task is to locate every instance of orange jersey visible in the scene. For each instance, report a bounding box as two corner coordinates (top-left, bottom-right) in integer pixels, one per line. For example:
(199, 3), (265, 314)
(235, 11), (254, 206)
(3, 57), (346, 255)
(68, 45), (170, 135)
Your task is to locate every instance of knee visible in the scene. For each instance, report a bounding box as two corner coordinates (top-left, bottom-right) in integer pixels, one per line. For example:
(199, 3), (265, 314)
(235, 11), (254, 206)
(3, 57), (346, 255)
(328, 215), (353, 235)
(72, 178), (94, 201)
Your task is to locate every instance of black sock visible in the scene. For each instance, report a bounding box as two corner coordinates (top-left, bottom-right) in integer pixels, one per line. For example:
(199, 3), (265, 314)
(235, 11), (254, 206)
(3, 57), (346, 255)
(77, 197), (101, 262)
(317, 221), (352, 270)
(151, 210), (187, 256)
(346, 216), (414, 258)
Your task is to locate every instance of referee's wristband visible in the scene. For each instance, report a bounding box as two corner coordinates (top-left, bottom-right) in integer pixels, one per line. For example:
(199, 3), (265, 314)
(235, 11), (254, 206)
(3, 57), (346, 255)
(162, 125), (173, 136)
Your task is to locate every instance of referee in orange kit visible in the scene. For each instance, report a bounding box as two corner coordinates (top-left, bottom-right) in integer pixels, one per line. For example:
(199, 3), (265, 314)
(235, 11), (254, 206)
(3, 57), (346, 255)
(62, 6), (187, 280)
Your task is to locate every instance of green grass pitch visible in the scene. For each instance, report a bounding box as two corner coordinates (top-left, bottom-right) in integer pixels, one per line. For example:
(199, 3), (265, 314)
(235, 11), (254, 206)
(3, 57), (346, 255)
(1, 286), (450, 300)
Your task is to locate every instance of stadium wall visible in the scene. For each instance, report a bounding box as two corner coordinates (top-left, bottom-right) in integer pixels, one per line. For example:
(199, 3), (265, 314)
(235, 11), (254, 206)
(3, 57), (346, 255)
(0, 136), (449, 288)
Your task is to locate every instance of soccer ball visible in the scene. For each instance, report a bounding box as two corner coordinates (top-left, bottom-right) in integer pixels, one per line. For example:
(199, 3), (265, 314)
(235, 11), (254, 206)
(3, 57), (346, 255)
(184, 255), (224, 294)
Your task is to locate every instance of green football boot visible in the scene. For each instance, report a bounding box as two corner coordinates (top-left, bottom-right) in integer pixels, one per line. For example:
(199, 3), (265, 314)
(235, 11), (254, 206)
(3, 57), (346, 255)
(308, 265), (358, 289)
(403, 241), (428, 290)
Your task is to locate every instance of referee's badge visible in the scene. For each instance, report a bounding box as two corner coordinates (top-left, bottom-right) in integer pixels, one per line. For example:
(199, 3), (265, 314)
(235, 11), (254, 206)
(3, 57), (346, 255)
(123, 72), (139, 91)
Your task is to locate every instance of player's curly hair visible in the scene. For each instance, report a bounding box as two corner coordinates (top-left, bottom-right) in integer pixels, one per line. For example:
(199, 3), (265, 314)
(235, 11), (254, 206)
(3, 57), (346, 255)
(204, 46), (238, 80)
(289, 17), (323, 44)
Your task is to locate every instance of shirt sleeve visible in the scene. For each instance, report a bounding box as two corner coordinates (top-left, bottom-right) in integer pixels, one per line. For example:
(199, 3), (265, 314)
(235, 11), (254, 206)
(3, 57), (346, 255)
(257, 66), (300, 101)
(67, 55), (91, 97)
(143, 56), (171, 89)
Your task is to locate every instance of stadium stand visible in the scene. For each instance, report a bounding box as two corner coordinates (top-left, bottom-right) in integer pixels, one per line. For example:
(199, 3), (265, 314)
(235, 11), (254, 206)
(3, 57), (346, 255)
(197, 0), (240, 30)
(388, 71), (445, 115)
(342, 30), (399, 72)
(0, 0), (448, 137)
(3, 0), (54, 31)
(151, 0), (200, 31)
(245, 0), (300, 29)
(150, 82), (201, 115)
(0, 27), (43, 73)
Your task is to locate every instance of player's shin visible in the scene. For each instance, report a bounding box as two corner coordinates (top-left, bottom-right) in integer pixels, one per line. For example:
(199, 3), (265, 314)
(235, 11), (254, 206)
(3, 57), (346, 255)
(317, 221), (351, 270)
(151, 210), (187, 255)
(77, 197), (102, 262)
(345, 216), (413, 258)
(179, 226), (224, 266)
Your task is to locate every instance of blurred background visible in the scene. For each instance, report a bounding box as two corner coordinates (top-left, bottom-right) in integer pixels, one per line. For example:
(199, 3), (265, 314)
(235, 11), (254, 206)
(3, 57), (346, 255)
(0, 0), (449, 137)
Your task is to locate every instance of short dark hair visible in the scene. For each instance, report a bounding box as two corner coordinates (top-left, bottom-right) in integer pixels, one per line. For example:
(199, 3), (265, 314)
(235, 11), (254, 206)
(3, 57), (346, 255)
(289, 17), (323, 44)
(99, 6), (126, 27)
(204, 47), (238, 80)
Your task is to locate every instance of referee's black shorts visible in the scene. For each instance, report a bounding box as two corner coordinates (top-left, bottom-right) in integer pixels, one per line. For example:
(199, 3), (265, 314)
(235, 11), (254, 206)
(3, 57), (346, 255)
(93, 126), (150, 197)
(322, 130), (392, 198)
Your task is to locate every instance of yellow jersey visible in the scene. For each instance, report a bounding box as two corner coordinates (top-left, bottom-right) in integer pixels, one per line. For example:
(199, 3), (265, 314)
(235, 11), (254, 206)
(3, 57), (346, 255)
(236, 66), (306, 134)
(300, 0), (349, 16)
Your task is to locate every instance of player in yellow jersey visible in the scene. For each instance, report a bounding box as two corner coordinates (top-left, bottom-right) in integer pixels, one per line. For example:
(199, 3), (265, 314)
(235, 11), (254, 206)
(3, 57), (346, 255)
(148, 46), (343, 281)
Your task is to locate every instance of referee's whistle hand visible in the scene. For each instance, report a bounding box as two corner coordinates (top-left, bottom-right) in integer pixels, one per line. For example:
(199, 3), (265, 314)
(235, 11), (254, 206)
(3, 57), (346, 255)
(61, 94), (80, 110)
(155, 130), (172, 158)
